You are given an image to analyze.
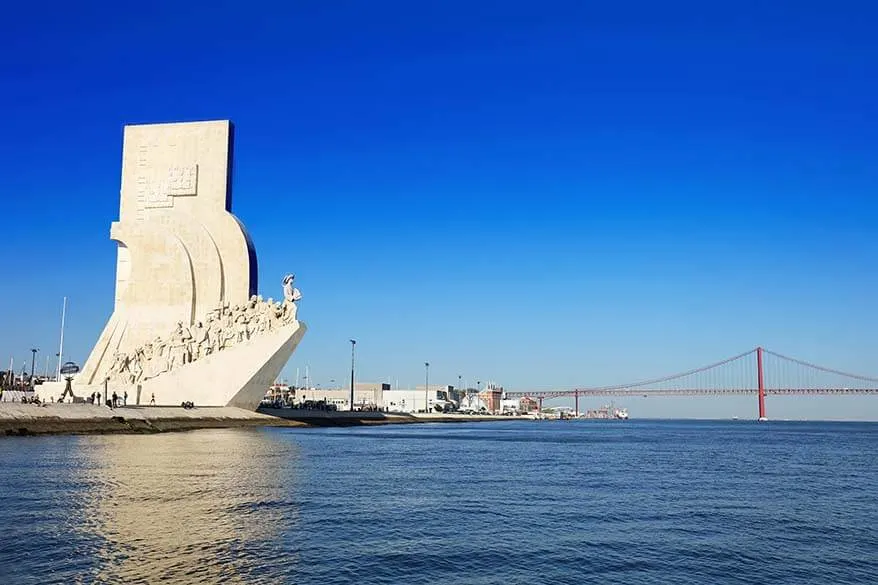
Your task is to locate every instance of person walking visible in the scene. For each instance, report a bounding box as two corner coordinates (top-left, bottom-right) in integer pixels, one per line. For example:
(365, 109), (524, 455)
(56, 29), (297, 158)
(149, 393), (156, 406)
(111, 391), (118, 408)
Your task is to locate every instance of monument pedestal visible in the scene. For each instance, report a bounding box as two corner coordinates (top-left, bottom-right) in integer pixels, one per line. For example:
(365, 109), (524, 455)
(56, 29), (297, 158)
(135, 320), (306, 410)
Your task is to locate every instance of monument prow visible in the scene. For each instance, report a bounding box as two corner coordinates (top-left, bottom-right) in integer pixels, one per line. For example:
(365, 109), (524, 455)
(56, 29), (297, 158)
(137, 319), (307, 410)
(48, 120), (305, 409)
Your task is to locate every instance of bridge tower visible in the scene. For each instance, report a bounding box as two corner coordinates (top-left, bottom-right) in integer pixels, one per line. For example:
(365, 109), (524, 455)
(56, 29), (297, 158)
(757, 346), (766, 420)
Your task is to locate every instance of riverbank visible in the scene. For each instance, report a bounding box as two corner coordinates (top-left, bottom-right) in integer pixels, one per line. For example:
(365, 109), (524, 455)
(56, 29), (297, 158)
(256, 407), (523, 426)
(0, 403), (529, 436)
(0, 403), (303, 436)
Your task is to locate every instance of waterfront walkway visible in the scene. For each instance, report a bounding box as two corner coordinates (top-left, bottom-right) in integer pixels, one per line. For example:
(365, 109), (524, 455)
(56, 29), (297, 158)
(0, 403), (527, 436)
(0, 403), (298, 435)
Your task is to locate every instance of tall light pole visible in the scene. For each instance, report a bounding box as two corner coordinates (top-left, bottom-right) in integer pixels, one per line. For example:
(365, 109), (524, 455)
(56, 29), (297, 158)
(30, 348), (38, 387)
(424, 362), (430, 413)
(56, 297), (67, 381)
(349, 340), (357, 411)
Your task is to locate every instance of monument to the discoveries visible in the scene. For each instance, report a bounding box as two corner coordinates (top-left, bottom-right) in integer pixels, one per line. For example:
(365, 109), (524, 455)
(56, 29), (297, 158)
(71, 120), (306, 409)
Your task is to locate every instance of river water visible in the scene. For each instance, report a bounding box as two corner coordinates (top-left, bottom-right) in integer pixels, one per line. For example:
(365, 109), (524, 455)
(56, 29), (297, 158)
(0, 420), (875, 584)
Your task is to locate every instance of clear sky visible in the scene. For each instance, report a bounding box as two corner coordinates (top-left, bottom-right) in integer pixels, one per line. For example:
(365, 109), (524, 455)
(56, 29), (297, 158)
(2, 1), (877, 419)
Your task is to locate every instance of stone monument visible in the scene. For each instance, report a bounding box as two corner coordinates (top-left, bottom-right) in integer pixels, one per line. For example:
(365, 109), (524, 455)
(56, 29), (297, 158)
(62, 120), (306, 409)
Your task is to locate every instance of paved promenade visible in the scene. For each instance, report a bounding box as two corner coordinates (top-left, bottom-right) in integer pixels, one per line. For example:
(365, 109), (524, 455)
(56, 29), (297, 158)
(0, 403), (531, 436)
(0, 403), (301, 436)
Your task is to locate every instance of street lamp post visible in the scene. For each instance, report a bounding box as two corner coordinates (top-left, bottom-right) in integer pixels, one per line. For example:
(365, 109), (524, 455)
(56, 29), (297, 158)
(349, 339), (356, 412)
(30, 348), (38, 387)
(424, 362), (430, 413)
(56, 297), (67, 381)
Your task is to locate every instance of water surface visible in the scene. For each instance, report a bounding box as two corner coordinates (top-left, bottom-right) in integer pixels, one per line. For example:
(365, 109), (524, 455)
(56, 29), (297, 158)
(0, 420), (875, 584)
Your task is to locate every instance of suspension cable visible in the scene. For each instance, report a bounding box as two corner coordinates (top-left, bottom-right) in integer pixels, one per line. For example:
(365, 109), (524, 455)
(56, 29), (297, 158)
(762, 349), (878, 384)
(577, 348), (758, 391)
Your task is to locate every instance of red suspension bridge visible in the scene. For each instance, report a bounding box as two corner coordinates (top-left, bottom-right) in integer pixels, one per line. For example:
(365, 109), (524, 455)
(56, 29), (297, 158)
(505, 347), (878, 420)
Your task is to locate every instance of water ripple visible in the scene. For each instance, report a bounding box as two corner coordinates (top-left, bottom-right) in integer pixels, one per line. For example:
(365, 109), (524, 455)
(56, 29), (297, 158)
(0, 421), (876, 584)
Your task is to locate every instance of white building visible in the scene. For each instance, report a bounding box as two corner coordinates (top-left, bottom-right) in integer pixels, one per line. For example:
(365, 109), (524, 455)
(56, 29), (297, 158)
(458, 392), (489, 413)
(263, 381), (495, 414)
(294, 384), (383, 410)
(383, 388), (453, 413)
(500, 398), (521, 414)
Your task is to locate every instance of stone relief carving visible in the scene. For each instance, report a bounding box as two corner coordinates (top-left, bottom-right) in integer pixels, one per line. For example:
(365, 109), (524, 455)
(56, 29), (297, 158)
(107, 276), (301, 388)
(167, 165), (198, 196)
(144, 164), (199, 208)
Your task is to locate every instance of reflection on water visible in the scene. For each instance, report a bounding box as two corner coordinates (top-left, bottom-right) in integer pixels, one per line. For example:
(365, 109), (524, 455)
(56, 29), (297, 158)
(0, 429), (300, 585)
(87, 430), (300, 583)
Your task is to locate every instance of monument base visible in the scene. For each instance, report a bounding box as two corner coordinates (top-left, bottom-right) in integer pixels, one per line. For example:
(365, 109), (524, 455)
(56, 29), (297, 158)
(39, 321), (307, 411)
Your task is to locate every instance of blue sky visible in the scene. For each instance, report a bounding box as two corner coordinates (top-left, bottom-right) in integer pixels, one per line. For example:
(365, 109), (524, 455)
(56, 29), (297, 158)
(2, 1), (877, 418)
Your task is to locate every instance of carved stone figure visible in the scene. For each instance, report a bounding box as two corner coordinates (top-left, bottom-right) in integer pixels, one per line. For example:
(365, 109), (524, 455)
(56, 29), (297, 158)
(274, 301), (285, 327)
(153, 336), (168, 378)
(235, 306), (251, 343)
(209, 315), (223, 354)
(110, 352), (130, 386)
(282, 275), (301, 323)
(130, 350), (144, 384)
(193, 321), (209, 360)
(141, 343), (156, 380)
(181, 323), (193, 364)
(108, 352), (123, 382)
(167, 322), (187, 371)
(283, 274), (301, 303)
(222, 309), (236, 350)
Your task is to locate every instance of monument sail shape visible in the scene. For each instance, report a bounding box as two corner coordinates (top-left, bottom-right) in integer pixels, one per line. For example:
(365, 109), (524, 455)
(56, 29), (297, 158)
(73, 120), (306, 409)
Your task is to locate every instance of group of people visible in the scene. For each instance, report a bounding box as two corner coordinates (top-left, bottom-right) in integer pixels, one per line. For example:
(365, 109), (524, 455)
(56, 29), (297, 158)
(106, 277), (301, 388)
(88, 390), (126, 407)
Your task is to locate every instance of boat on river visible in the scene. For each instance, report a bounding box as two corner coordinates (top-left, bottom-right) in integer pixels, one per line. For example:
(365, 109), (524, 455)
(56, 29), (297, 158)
(580, 403), (629, 420)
